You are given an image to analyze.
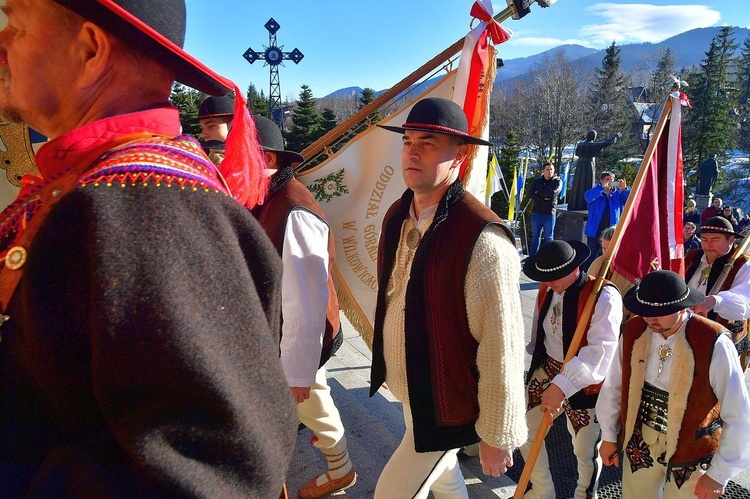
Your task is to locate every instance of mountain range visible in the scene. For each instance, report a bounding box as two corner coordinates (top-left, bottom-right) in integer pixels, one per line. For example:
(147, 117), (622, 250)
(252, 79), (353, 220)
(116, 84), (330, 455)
(322, 26), (750, 99)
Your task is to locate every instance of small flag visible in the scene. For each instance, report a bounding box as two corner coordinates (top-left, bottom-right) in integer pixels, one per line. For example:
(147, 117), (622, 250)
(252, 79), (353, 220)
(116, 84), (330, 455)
(508, 162), (518, 221)
(485, 152), (503, 206)
(559, 161), (569, 201)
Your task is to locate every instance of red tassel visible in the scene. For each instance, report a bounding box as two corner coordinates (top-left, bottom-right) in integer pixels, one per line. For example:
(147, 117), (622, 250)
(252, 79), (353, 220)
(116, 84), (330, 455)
(220, 85), (269, 209)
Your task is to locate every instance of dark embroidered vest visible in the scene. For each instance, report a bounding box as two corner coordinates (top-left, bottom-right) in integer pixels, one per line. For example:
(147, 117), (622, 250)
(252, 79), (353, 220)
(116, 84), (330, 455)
(526, 274), (612, 409)
(254, 167), (342, 367)
(370, 179), (514, 452)
(684, 249), (749, 344)
(620, 315), (724, 469)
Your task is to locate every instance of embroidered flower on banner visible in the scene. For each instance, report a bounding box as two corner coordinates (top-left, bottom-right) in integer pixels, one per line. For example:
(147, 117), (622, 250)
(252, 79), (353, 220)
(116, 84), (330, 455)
(307, 168), (349, 203)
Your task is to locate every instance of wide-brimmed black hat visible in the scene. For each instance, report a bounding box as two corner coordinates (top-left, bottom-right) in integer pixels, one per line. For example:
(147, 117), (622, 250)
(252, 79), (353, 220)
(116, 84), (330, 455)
(52, 0), (232, 96)
(623, 270), (705, 317)
(196, 96), (235, 121)
(523, 240), (590, 282)
(698, 216), (744, 238)
(253, 115), (304, 164)
(378, 97), (492, 146)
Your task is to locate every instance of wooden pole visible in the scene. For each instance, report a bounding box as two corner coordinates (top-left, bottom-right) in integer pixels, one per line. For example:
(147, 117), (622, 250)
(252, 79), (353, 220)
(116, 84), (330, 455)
(708, 229), (750, 296)
(296, 5), (517, 168)
(513, 94), (677, 498)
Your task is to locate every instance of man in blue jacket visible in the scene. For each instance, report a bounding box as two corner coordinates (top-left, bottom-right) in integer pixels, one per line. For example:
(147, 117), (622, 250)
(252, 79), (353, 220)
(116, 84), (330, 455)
(528, 162), (562, 256)
(583, 171), (630, 270)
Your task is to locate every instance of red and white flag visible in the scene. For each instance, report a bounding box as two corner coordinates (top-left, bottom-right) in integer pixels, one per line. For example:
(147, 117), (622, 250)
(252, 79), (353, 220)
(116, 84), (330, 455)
(611, 91), (689, 282)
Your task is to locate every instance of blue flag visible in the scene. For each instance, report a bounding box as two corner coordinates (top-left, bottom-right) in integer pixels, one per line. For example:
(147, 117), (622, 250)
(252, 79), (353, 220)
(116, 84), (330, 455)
(559, 161), (569, 201)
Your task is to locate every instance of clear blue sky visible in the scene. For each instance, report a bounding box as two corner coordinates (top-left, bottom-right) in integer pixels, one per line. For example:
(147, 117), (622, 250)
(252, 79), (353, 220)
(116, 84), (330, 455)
(183, 1), (748, 100)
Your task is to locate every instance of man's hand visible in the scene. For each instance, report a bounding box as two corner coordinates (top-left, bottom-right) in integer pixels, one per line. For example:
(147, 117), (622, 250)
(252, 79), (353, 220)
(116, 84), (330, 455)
(600, 441), (620, 467)
(617, 179), (628, 190)
(694, 474), (724, 499)
(479, 440), (514, 477)
(289, 386), (311, 404)
(692, 296), (717, 316)
(539, 383), (565, 418)
(603, 182), (613, 194)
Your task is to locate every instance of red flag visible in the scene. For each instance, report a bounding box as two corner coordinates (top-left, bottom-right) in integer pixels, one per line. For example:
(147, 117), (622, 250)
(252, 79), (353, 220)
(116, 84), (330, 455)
(611, 93), (688, 282)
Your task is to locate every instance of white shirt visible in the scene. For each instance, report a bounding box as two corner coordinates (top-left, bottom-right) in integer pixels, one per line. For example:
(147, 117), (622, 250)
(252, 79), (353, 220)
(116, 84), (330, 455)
(596, 312), (750, 485)
(528, 281), (622, 399)
(279, 208), (331, 388)
(687, 254), (750, 321)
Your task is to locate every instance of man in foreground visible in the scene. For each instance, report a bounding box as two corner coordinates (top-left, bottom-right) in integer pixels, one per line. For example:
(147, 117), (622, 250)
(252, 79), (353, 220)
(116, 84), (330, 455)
(0, 0), (295, 496)
(597, 270), (750, 498)
(252, 116), (357, 498)
(371, 97), (528, 498)
(521, 240), (622, 499)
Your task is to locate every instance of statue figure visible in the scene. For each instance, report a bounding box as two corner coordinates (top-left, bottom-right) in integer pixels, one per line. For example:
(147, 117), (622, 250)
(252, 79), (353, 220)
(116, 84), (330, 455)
(697, 153), (719, 196)
(568, 130), (621, 211)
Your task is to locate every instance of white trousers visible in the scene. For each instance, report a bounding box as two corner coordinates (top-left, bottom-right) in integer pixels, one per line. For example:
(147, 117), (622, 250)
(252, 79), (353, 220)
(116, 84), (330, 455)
(622, 424), (707, 499)
(374, 404), (469, 499)
(296, 366), (345, 450)
(520, 367), (603, 499)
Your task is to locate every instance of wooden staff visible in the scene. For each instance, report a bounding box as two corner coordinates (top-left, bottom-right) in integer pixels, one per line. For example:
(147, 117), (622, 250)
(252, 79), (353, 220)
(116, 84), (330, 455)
(707, 230), (750, 296)
(513, 95), (677, 498)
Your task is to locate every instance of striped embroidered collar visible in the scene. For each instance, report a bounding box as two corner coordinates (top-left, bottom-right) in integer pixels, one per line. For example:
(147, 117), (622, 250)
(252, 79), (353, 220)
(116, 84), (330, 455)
(34, 107), (181, 180)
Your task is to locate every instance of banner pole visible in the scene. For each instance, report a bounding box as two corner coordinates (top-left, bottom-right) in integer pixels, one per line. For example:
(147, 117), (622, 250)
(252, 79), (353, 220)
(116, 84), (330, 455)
(297, 5), (518, 168)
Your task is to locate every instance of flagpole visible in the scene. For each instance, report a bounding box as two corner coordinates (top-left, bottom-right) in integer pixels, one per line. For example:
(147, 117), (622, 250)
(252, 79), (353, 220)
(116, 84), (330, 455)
(513, 94), (676, 498)
(297, 5), (521, 168)
(708, 231), (750, 296)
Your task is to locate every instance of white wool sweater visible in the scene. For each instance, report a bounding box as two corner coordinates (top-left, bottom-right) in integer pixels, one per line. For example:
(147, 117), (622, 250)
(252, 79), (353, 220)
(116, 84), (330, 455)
(382, 217), (528, 451)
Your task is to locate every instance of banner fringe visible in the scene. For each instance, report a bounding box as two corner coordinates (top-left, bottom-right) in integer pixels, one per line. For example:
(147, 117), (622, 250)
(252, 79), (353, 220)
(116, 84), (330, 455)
(463, 45), (497, 187)
(331, 264), (374, 350)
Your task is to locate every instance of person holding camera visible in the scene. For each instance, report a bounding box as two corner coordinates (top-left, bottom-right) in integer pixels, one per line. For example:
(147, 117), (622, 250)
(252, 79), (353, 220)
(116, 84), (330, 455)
(582, 171), (630, 270)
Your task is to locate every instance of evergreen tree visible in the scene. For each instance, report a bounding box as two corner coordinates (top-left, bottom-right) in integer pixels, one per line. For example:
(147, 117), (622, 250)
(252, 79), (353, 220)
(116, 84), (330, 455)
(284, 85), (324, 153)
(246, 83), (269, 117)
(320, 108), (338, 133)
(738, 36), (750, 157)
(650, 48), (678, 117)
(586, 41), (635, 169)
(352, 87), (384, 134)
(683, 26), (739, 192)
(169, 83), (203, 137)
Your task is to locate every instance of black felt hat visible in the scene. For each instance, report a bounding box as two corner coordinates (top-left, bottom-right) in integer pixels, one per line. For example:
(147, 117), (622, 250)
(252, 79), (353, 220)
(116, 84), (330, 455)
(698, 216), (744, 238)
(52, 0), (232, 96)
(253, 115), (304, 164)
(378, 97), (492, 146)
(523, 240), (590, 282)
(196, 96), (235, 121)
(623, 270), (705, 317)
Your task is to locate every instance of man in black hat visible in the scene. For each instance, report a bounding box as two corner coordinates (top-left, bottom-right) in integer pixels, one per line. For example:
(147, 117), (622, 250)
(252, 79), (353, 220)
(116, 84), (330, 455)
(251, 116), (357, 498)
(0, 0), (294, 497)
(371, 97), (528, 497)
(521, 240), (622, 499)
(196, 95), (235, 143)
(597, 270), (750, 499)
(684, 216), (750, 369)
